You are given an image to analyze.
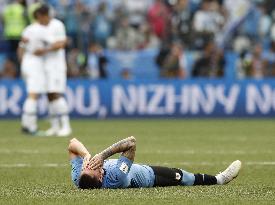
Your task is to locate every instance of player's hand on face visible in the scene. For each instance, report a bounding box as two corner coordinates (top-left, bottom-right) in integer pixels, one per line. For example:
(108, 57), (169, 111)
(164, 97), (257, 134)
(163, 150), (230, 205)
(89, 154), (104, 170)
(82, 154), (92, 171)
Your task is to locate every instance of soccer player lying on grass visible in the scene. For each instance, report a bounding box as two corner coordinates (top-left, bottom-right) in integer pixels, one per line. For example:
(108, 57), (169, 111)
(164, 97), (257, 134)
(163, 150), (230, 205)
(68, 137), (242, 189)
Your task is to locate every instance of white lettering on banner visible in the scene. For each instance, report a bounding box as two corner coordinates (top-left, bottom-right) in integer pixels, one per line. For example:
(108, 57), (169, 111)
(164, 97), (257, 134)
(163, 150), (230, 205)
(147, 85), (166, 114)
(113, 85), (138, 114)
(246, 84), (274, 114)
(1, 82), (275, 117)
(0, 87), (7, 114)
(179, 86), (190, 114)
(137, 86), (147, 114)
(73, 86), (100, 115)
(178, 85), (239, 114)
(65, 87), (75, 113)
(112, 84), (240, 115)
(166, 86), (176, 114)
(113, 85), (176, 115)
(147, 85), (175, 114)
(190, 85), (216, 114)
(216, 85), (240, 114)
(0, 86), (22, 115)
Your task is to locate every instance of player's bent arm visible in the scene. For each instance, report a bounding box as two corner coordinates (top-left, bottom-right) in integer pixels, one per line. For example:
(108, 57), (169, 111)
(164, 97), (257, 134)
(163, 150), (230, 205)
(68, 138), (90, 160)
(90, 136), (136, 170)
(47, 39), (67, 51)
(101, 136), (136, 161)
(33, 40), (67, 56)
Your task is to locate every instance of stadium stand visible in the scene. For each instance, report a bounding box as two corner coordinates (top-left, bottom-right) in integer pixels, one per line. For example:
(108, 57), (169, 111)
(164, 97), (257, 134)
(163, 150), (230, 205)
(0, 0), (275, 80)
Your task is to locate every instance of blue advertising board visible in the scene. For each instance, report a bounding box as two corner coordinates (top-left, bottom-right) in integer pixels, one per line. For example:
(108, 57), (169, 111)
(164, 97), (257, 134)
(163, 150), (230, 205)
(0, 79), (275, 118)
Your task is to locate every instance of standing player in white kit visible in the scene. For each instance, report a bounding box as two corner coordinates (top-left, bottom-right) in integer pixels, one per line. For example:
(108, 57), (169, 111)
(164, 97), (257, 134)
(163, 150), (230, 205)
(21, 4), (72, 137)
(20, 9), (47, 135)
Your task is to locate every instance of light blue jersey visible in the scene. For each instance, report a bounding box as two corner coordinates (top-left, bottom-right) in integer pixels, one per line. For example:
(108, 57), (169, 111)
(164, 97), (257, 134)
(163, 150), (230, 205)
(70, 156), (155, 188)
(70, 156), (83, 187)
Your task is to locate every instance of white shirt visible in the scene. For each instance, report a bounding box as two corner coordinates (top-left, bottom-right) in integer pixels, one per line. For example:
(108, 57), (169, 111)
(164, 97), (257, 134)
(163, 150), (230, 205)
(44, 18), (67, 65)
(22, 22), (46, 54)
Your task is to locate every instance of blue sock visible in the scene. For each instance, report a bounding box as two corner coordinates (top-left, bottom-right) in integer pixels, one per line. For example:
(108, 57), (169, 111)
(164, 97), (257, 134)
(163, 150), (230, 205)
(180, 169), (195, 186)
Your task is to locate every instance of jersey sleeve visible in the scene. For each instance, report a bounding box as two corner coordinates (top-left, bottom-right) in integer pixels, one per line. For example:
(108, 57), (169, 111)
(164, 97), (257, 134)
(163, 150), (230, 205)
(105, 156), (133, 188)
(53, 21), (66, 42)
(70, 156), (83, 187)
(21, 27), (29, 39)
(21, 26), (35, 52)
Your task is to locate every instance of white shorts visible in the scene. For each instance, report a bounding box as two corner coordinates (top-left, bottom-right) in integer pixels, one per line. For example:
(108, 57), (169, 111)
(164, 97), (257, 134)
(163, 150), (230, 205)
(44, 57), (67, 93)
(21, 55), (46, 94)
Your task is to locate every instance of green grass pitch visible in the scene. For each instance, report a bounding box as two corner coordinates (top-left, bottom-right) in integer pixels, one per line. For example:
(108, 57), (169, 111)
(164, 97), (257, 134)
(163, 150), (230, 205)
(0, 119), (275, 205)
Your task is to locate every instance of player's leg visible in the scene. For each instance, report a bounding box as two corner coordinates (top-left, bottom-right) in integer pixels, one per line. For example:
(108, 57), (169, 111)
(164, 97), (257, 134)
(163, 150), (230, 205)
(150, 166), (215, 186)
(47, 93), (71, 137)
(46, 93), (61, 136)
(150, 166), (184, 187)
(150, 160), (241, 187)
(21, 93), (38, 134)
(190, 160), (242, 185)
(150, 166), (218, 186)
(21, 57), (45, 134)
(45, 61), (71, 137)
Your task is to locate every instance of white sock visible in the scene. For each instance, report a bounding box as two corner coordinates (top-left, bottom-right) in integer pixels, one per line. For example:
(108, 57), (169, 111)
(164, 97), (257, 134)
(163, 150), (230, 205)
(50, 97), (71, 131)
(215, 175), (223, 185)
(48, 100), (60, 131)
(60, 115), (71, 130)
(21, 98), (37, 132)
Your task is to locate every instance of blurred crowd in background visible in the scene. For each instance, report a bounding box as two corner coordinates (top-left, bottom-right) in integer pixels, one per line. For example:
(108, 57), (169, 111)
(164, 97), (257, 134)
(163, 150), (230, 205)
(1, 0), (275, 80)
